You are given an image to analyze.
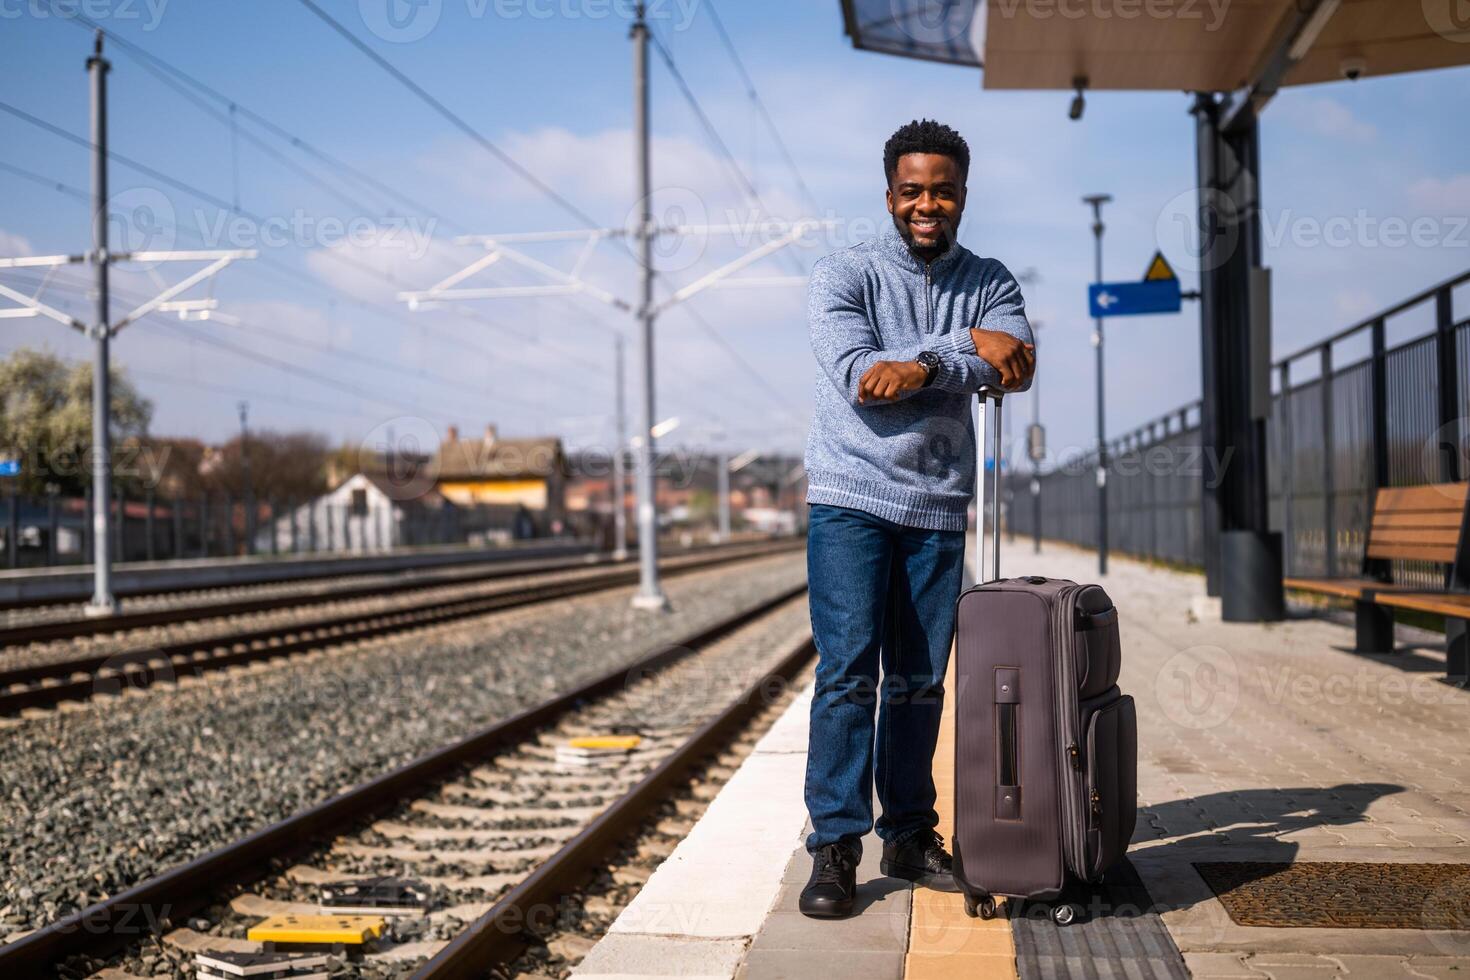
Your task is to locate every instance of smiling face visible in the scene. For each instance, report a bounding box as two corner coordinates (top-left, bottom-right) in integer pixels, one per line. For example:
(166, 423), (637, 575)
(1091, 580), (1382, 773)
(886, 152), (966, 258)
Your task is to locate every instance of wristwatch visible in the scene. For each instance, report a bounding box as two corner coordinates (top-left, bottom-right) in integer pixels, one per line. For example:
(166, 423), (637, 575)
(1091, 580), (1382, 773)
(916, 351), (941, 388)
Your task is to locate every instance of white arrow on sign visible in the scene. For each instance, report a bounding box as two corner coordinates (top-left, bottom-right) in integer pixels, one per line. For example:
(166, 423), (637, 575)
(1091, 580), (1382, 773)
(1096, 291), (1117, 309)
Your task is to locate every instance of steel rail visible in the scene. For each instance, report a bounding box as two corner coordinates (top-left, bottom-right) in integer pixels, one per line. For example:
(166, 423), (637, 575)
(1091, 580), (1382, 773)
(0, 540), (800, 715)
(414, 631), (816, 979)
(0, 540), (595, 613)
(0, 551), (601, 646)
(0, 582), (809, 977)
(0, 539), (787, 646)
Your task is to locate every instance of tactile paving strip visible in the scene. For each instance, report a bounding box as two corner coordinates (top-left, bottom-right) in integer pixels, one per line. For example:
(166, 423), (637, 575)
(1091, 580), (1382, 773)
(1194, 861), (1470, 929)
(1011, 860), (1189, 980)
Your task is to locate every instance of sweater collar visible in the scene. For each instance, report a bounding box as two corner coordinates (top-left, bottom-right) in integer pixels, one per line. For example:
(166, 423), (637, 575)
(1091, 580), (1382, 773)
(877, 218), (965, 274)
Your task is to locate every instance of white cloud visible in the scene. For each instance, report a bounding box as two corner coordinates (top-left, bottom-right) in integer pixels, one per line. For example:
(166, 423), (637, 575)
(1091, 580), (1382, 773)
(414, 127), (806, 228)
(1406, 174), (1470, 214)
(0, 229), (34, 257)
(1280, 96), (1377, 143)
(1333, 288), (1376, 321)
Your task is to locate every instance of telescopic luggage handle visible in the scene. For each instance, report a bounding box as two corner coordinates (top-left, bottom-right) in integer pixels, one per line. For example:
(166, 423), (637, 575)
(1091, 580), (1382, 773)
(975, 386), (1005, 584)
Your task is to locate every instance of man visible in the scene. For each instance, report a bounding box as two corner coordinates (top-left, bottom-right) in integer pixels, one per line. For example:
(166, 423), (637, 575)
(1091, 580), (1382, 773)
(800, 119), (1035, 918)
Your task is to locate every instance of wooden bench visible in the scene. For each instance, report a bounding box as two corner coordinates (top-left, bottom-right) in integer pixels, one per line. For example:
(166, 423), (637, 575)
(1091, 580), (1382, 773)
(1283, 481), (1470, 686)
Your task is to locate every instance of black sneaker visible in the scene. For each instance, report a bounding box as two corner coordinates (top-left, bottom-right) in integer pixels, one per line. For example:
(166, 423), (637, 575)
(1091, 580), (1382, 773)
(880, 829), (959, 891)
(798, 841), (860, 918)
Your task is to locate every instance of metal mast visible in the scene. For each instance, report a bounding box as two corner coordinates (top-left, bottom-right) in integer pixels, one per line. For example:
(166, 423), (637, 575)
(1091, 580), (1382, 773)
(85, 32), (117, 617)
(630, 2), (668, 610)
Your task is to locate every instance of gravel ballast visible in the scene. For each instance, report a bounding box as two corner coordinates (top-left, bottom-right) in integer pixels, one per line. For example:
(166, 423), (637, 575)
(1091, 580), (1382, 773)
(0, 551), (806, 940)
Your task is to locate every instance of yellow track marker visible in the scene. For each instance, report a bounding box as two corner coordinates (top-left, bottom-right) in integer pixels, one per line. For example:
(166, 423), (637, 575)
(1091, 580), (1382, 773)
(246, 914), (385, 945)
(565, 735), (642, 751)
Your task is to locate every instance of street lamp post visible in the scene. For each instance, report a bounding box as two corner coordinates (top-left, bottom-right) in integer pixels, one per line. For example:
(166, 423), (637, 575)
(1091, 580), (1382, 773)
(1083, 194), (1112, 577)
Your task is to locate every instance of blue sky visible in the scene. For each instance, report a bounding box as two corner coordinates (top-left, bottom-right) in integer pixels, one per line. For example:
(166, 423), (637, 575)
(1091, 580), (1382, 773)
(2, 0), (1468, 467)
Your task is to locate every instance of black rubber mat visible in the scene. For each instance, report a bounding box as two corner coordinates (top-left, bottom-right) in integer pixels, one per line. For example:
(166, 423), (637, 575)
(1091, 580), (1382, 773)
(1195, 861), (1470, 929)
(1011, 860), (1190, 980)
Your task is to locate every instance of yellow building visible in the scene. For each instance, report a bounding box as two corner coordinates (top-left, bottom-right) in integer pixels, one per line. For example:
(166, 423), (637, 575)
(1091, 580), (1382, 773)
(435, 425), (568, 533)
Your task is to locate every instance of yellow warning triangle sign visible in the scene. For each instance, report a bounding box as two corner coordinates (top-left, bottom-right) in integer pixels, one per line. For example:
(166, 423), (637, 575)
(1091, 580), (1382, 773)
(1144, 251), (1177, 282)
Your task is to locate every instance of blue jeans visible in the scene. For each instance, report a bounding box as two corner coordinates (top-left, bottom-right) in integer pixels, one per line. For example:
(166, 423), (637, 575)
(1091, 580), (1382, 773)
(804, 503), (966, 855)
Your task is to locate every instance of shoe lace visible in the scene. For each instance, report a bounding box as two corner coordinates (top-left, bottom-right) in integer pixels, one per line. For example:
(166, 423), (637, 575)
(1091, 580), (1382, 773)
(813, 844), (854, 884)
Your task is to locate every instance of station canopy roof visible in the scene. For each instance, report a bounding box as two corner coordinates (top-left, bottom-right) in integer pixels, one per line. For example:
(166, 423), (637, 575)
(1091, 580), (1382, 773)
(839, 0), (1470, 91)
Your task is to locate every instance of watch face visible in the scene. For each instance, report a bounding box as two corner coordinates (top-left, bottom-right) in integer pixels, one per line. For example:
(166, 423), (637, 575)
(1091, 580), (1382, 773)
(918, 351), (940, 385)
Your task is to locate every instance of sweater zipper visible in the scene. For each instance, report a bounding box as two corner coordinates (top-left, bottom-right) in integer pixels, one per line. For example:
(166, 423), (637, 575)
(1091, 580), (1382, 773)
(924, 261), (932, 336)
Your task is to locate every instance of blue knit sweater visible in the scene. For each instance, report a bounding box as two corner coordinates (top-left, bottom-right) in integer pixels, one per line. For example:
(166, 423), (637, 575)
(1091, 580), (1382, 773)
(804, 222), (1034, 531)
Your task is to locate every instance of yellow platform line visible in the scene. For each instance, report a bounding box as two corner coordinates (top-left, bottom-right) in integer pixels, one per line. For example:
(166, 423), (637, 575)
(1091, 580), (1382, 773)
(903, 645), (1018, 979)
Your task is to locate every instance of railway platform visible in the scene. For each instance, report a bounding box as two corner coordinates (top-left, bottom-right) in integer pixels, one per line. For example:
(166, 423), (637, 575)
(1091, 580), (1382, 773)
(577, 541), (1470, 979)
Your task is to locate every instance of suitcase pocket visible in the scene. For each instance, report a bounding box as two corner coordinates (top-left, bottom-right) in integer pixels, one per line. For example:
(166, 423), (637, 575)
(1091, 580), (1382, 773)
(1074, 606), (1121, 699)
(1081, 693), (1137, 879)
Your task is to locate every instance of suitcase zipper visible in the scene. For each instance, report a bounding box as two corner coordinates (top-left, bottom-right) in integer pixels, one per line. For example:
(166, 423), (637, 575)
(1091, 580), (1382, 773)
(1053, 584), (1089, 878)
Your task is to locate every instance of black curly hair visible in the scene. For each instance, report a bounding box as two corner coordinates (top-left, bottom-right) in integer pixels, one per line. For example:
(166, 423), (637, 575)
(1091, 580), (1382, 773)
(883, 119), (970, 186)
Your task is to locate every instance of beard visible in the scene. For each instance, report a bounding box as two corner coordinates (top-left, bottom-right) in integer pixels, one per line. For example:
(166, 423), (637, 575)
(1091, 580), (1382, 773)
(892, 210), (957, 254)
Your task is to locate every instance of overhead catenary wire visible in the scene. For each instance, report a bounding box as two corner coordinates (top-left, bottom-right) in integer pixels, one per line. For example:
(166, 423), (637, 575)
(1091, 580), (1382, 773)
(0, 157), (760, 439)
(0, 120), (615, 390)
(4, 20), (794, 446)
(41, 7), (465, 232)
(701, 1), (821, 216)
(644, 28), (805, 277)
(1, 268), (520, 422)
(291, 0), (612, 235)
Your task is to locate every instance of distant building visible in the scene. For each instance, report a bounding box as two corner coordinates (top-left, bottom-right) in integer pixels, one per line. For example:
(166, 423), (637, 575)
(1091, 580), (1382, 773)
(434, 424), (568, 536)
(257, 472), (458, 553)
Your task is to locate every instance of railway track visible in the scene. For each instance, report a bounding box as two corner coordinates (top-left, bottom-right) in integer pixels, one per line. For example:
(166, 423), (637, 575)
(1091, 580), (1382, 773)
(0, 585), (814, 979)
(0, 538), (786, 646)
(0, 539), (799, 716)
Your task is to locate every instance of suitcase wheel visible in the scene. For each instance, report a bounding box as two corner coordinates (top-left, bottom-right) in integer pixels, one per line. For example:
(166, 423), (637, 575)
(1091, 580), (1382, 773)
(1051, 903), (1076, 926)
(964, 894), (998, 919)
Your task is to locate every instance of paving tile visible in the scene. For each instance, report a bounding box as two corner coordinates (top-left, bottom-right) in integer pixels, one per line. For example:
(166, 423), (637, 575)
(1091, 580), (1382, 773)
(904, 952), (1017, 979)
(1184, 951), (1264, 978)
(768, 877), (910, 918)
(736, 948), (903, 980)
(572, 933), (747, 978)
(749, 910), (909, 954)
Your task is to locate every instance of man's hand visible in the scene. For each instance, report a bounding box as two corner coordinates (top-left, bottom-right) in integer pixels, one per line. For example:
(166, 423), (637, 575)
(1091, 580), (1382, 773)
(970, 328), (1035, 390)
(858, 360), (927, 404)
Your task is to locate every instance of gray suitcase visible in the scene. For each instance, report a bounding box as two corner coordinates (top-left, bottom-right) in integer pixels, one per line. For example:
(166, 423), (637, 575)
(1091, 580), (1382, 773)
(951, 387), (1137, 924)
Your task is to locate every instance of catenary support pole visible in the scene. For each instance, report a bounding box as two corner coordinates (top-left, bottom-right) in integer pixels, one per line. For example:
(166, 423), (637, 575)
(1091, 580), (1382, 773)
(84, 32), (117, 617)
(630, 3), (667, 610)
(717, 448), (730, 543)
(612, 334), (629, 561)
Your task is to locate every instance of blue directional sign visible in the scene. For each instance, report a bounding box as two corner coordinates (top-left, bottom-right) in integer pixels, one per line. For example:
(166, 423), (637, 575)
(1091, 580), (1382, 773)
(0, 459), (18, 477)
(1088, 250), (1183, 318)
(1089, 278), (1181, 318)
